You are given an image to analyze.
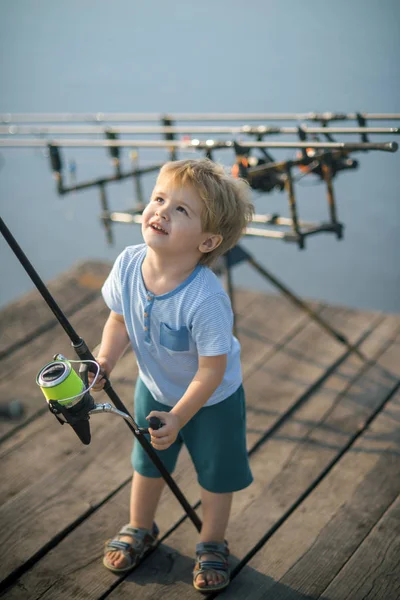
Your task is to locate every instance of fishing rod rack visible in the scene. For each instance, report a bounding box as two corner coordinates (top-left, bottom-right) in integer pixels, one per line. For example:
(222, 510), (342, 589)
(2, 111), (398, 357)
(1, 111), (398, 249)
(1, 114), (398, 535)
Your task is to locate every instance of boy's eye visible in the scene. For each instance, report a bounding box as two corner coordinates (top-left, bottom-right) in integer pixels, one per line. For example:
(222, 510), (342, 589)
(177, 206), (188, 215)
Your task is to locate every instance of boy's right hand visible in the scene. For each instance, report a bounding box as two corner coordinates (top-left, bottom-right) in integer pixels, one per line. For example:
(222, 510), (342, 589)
(88, 357), (110, 392)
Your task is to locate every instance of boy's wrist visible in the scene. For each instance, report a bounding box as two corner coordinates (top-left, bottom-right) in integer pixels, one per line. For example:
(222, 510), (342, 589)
(170, 408), (185, 429)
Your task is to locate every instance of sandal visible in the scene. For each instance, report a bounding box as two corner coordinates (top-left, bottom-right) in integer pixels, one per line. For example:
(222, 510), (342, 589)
(193, 540), (230, 593)
(103, 522), (159, 574)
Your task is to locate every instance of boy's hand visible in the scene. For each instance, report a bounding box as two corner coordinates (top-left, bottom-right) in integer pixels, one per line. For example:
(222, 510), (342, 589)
(88, 357), (109, 392)
(146, 411), (181, 450)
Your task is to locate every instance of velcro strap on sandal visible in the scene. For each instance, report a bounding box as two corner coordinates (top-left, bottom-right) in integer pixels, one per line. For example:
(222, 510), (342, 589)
(196, 560), (227, 572)
(195, 541), (229, 558)
(119, 523), (159, 541)
(105, 540), (131, 552)
(119, 525), (146, 540)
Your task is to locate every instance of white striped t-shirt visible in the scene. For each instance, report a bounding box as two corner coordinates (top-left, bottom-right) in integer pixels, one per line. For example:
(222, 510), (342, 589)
(101, 244), (242, 407)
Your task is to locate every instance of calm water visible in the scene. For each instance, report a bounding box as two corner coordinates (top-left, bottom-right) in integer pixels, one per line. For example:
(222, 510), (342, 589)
(1, 0), (399, 312)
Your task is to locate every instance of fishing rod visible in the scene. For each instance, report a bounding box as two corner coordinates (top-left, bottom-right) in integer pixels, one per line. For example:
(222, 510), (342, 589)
(0, 216), (202, 532)
(0, 138), (397, 151)
(2, 112), (400, 123)
(1, 125), (399, 135)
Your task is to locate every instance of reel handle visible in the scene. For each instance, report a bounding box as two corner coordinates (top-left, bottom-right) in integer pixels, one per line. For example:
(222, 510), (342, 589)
(78, 356), (103, 390)
(140, 416), (163, 434)
(78, 361), (89, 388)
(78, 358), (162, 433)
(148, 416), (163, 430)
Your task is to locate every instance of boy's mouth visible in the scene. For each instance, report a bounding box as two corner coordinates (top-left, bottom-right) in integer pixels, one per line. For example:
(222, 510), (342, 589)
(150, 222), (168, 235)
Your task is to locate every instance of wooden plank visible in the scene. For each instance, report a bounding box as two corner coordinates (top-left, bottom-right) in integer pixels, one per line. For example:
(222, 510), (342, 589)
(238, 294), (315, 378)
(0, 287), (110, 382)
(0, 414), (133, 587)
(0, 304), (376, 596)
(0, 289), (305, 573)
(228, 288), (264, 318)
(0, 294), (341, 509)
(0, 290), (309, 587)
(0, 290), (308, 499)
(105, 318), (400, 599)
(0, 275), (256, 373)
(0, 296), (110, 440)
(243, 304), (384, 450)
(0, 350), (138, 506)
(0, 261), (111, 359)
(0, 425), (201, 593)
(321, 495), (400, 600)
(214, 357), (400, 598)
(0, 288), (272, 434)
(1, 306), (384, 598)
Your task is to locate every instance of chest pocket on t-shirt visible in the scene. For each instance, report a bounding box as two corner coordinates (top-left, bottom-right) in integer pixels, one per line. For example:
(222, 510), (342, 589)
(160, 323), (190, 352)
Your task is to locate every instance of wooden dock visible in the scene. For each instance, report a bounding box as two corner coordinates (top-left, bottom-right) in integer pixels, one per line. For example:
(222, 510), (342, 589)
(0, 260), (399, 599)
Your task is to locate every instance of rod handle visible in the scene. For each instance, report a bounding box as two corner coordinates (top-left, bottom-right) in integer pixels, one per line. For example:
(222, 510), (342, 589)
(139, 416), (163, 434)
(148, 416), (163, 430)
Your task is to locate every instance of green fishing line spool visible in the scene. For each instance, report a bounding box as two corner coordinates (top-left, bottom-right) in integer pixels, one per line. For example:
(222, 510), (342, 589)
(36, 354), (85, 407)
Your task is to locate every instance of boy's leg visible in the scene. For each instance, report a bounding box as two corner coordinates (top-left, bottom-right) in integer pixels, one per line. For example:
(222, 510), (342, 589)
(195, 487), (233, 589)
(130, 472), (165, 529)
(182, 385), (253, 589)
(105, 471), (165, 569)
(105, 378), (182, 570)
(200, 487), (232, 542)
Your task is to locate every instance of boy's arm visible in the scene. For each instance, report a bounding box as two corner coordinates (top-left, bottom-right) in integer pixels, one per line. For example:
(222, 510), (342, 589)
(148, 354), (227, 449)
(92, 310), (130, 388)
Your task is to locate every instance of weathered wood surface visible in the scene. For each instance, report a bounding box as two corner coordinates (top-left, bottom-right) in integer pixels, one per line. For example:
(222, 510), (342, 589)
(217, 347), (400, 599)
(0, 260), (399, 599)
(0, 261), (111, 359)
(0, 290), (310, 587)
(102, 321), (400, 600)
(322, 494), (400, 600)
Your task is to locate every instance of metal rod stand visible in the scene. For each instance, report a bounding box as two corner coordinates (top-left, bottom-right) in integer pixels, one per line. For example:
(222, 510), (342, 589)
(226, 245), (366, 361)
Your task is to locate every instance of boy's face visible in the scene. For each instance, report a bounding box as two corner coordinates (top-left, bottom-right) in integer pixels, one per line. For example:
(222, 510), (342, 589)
(142, 173), (210, 259)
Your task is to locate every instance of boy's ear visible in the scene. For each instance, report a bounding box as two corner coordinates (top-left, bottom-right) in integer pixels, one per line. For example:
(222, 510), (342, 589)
(199, 234), (223, 254)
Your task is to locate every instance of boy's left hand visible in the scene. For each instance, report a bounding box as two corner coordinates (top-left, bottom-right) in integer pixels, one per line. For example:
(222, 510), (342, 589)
(146, 411), (181, 450)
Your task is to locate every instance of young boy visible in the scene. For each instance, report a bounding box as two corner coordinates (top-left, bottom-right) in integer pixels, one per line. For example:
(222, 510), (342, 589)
(92, 158), (254, 592)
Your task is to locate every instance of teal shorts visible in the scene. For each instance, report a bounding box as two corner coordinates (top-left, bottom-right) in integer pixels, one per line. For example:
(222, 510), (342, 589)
(132, 378), (253, 494)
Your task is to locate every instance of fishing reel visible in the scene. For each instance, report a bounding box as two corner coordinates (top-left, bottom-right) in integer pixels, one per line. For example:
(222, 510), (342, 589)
(296, 147), (359, 179)
(295, 127), (359, 180)
(232, 143), (286, 193)
(36, 354), (161, 445)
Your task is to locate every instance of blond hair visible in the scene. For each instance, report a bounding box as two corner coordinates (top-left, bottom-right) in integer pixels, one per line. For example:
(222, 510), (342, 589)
(158, 158), (254, 266)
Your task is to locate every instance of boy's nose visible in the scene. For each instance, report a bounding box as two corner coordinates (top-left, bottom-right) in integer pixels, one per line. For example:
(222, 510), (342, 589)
(155, 207), (169, 220)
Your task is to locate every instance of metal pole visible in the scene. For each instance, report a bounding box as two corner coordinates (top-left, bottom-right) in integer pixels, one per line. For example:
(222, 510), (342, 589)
(1, 125), (399, 135)
(130, 151), (146, 212)
(320, 158), (339, 226)
(284, 164), (302, 245)
(0, 138), (397, 152)
(98, 183), (113, 245)
(2, 112), (400, 123)
(223, 254), (237, 337)
(244, 251), (366, 361)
